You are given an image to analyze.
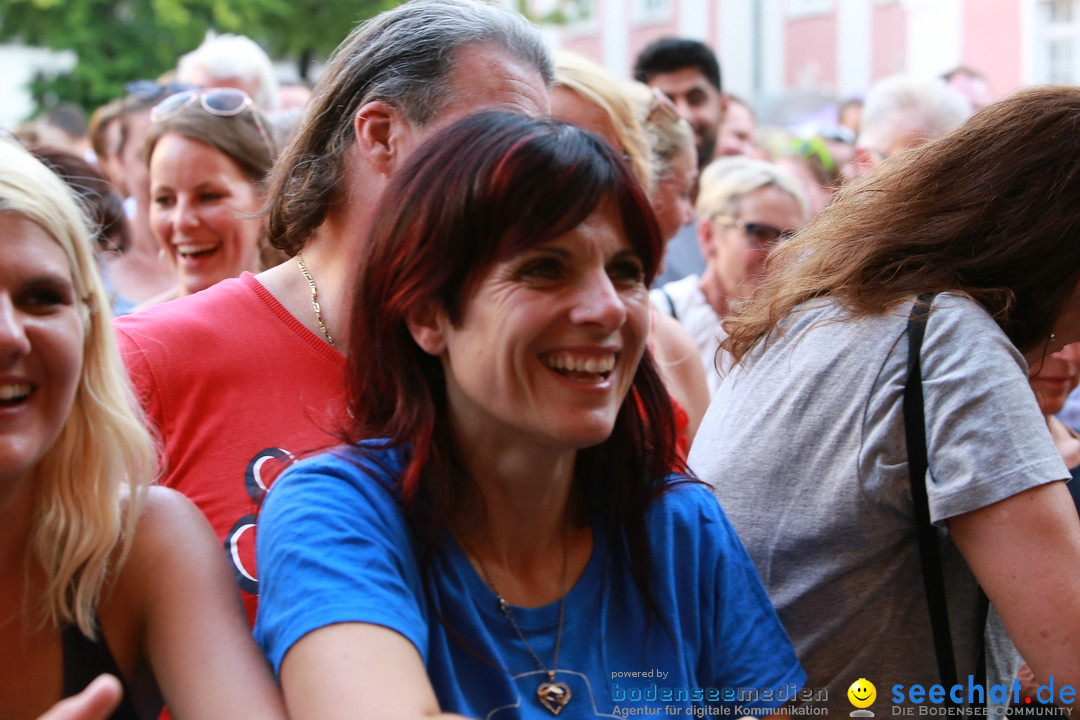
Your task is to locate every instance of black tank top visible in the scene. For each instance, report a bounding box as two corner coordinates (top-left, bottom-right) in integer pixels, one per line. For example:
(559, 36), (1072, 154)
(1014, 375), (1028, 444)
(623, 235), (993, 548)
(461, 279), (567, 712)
(61, 623), (140, 720)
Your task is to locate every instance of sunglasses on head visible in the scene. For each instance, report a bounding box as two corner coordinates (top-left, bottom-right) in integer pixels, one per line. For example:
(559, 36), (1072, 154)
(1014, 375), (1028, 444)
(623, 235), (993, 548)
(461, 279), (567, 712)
(712, 216), (797, 249)
(151, 88), (273, 152)
(646, 86), (680, 126)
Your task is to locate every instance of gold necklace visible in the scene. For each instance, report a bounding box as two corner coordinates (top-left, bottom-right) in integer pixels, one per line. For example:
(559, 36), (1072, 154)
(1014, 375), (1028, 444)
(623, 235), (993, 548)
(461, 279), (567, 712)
(296, 253), (336, 348)
(463, 523), (572, 716)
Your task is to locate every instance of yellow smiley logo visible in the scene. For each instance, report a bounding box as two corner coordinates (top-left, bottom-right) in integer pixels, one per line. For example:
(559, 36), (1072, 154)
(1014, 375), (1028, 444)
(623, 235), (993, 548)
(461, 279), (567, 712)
(848, 678), (876, 709)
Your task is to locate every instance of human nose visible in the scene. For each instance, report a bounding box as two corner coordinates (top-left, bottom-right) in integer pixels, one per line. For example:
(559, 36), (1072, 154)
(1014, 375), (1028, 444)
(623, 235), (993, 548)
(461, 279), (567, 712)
(0, 295), (30, 361)
(172, 197), (200, 234)
(672, 98), (694, 124)
(569, 270), (627, 330)
(679, 198), (694, 227)
(1059, 342), (1080, 365)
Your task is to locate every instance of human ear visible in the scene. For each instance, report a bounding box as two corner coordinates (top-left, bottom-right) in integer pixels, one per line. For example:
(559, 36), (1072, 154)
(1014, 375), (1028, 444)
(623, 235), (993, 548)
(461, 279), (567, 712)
(405, 300), (449, 357)
(353, 100), (414, 178)
(698, 218), (716, 259)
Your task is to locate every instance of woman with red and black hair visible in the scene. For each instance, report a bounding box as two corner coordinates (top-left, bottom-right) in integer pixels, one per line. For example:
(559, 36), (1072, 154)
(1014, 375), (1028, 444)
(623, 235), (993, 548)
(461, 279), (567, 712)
(254, 111), (803, 720)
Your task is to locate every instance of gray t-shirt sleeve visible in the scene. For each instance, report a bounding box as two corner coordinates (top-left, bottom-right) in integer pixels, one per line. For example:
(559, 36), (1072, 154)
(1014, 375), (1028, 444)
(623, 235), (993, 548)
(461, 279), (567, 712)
(918, 295), (1069, 523)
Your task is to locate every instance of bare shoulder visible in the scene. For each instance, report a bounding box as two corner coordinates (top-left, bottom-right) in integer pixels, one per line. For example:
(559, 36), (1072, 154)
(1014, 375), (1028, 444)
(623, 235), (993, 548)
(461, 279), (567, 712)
(107, 488), (286, 720)
(114, 486), (223, 598)
(126, 486), (215, 550)
(652, 313), (700, 364)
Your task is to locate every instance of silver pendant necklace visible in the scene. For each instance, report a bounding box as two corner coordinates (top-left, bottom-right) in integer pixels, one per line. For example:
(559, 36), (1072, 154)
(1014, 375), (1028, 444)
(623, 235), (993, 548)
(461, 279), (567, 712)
(464, 522), (572, 716)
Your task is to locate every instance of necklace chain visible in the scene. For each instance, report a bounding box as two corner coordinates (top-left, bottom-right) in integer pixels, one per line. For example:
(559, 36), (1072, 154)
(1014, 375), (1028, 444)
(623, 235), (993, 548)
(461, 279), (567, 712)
(296, 254), (336, 348)
(463, 519), (572, 714)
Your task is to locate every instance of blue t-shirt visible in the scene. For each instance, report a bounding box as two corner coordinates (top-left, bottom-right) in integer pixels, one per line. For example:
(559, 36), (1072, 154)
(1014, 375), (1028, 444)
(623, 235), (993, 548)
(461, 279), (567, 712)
(254, 445), (805, 719)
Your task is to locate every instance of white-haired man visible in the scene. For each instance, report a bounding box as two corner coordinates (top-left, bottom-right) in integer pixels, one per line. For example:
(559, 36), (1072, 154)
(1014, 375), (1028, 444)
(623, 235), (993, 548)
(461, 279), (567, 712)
(843, 74), (971, 181)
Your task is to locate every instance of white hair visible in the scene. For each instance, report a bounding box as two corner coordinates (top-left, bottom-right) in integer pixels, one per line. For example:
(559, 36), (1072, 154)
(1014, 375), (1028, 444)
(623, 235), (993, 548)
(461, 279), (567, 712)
(177, 33), (282, 112)
(857, 74), (971, 155)
(695, 155), (808, 223)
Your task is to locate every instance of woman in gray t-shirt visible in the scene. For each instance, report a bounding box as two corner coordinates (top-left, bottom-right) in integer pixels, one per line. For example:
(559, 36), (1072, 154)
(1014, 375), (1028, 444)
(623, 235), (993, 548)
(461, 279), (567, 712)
(690, 85), (1080, 714)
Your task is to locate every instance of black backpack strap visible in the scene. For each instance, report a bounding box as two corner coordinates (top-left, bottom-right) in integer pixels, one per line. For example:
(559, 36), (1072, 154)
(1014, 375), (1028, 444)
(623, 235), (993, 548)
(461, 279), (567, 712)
(905, 292), (960, 692)
(662, 289), (678, 321)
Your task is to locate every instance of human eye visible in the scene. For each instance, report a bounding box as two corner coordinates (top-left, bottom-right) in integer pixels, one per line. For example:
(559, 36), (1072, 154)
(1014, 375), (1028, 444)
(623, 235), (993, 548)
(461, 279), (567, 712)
(686, 89), (707, 107)
(19, 280), (75, 312)
(152, 193), (174, 208)
(745, 223), (783, 248)
(608, 255), (646, 285)
(517, 256), (565, 281)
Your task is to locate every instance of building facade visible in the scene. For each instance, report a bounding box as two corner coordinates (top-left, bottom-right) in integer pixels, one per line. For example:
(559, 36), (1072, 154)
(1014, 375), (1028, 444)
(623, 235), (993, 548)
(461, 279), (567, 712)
(538, 0), (1075, 126)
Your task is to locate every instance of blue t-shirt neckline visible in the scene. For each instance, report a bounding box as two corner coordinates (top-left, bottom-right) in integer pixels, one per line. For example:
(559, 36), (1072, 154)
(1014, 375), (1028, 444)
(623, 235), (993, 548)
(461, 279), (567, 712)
(441, 519), (608, 632)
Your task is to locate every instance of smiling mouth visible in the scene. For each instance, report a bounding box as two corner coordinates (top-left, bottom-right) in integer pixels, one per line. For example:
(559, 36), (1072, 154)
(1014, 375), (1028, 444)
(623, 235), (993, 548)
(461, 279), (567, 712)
(0, 383), (32, 406)
(176, 242), (220, 259)
(541, 352), (616, 382)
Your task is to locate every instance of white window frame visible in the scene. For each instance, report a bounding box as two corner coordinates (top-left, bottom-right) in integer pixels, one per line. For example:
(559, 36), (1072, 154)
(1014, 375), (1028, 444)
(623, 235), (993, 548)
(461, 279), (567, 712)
(560, 0), (599, 37)
(632, 0), (673, 26)
(1033, 0), (1080, 84)
(787, 0), (834, 19)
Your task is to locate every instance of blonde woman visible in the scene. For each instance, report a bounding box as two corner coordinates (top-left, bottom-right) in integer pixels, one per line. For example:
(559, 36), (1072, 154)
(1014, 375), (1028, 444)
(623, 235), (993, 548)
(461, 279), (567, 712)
(0, 140), (285, 720)
(551, 52), (710, 449)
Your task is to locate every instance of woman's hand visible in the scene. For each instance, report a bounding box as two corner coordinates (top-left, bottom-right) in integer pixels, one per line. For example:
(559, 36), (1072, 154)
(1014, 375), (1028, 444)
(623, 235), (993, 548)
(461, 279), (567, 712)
(37, 675), (121, 720)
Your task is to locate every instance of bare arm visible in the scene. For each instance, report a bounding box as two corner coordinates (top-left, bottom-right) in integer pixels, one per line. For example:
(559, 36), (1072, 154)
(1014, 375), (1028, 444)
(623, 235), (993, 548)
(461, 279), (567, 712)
(948, 480), (1080, 708)
(114, 487), (287, 720)
(651, 313), (710, 444)
(280, 622), (471, 720)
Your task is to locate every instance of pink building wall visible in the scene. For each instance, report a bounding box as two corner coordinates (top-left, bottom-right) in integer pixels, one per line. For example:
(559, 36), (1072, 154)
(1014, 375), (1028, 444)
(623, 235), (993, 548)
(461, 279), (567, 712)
(785, 14), (838, 93)
(555, 0), (605, 67)
(544, 0), (1028, 110)
(871, 2), (908, 81)
(961, 0), (1023, 99)
(557, 1), (725, 80)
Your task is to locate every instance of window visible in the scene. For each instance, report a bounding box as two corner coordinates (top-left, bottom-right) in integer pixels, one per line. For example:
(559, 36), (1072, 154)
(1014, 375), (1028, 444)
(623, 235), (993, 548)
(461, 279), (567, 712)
(787, 0), (833, 19)
(563, 0), (596, 24)
(633, 0), (672, 24)
(1037, 0), (1080, 83)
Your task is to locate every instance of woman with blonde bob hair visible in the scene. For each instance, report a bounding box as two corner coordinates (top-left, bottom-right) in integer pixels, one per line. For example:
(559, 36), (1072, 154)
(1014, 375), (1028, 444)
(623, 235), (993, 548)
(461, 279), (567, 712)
(690, 85), (1080, 713)
(0, 140), (285, 720)
(550, 53), (710, 450)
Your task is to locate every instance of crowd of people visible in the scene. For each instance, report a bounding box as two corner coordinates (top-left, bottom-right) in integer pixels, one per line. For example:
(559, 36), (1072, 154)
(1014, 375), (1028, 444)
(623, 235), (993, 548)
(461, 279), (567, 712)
(5, 1), (1080, 719)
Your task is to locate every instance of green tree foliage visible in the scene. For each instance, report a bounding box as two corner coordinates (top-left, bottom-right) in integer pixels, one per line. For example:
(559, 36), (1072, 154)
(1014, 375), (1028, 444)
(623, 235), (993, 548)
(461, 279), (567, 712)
(0, 0), (394, 116)
(260, 0), (399, 79)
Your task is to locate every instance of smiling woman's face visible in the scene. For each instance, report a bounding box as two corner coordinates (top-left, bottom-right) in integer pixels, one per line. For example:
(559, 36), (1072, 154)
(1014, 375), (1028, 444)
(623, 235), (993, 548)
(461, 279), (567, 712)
(1030, 342), (1080, 416)
(0, 212), (83, 491)
(149, 133), (264, 296)
(412, 200), (650, 454)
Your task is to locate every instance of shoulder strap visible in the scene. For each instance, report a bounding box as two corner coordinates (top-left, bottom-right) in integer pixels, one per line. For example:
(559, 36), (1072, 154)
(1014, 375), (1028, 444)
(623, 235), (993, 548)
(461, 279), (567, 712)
(904, 293), (959, 691)
(661, 289), (678, 321)
(61, 624), (141, 720)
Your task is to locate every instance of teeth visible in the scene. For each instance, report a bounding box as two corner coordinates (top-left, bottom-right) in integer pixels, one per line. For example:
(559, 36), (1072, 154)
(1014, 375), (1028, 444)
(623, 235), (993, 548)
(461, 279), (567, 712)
(176, 243), (218, 256)
(0, 383), (31, 401)
(543, 353), (616, 374)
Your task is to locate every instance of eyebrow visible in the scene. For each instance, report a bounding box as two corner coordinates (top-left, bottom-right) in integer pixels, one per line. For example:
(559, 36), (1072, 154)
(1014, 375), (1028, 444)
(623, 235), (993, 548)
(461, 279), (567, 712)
(22, 272), (75, 289)
(609, 248), (642, 262)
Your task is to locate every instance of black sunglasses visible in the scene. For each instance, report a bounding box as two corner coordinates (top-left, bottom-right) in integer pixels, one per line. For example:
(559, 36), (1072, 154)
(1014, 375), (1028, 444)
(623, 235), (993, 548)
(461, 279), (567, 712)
(124, 80), (200, 102)
(712, 216), (797, 249)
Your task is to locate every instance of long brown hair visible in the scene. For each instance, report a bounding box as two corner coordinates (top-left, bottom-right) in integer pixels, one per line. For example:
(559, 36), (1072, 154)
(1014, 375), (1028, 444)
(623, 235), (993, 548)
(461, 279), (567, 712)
(726, 85), (1080, 363)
